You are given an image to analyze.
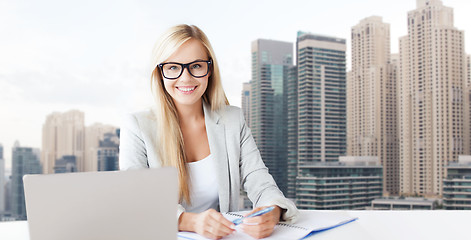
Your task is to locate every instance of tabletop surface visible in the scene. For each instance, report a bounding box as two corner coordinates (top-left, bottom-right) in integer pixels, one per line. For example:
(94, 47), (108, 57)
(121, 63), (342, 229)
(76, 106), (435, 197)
(1, 210), (470, 240)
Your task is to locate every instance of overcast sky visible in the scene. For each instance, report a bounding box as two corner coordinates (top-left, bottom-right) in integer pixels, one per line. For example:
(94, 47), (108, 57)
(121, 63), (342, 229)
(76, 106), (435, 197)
(1, 0), (470, 169)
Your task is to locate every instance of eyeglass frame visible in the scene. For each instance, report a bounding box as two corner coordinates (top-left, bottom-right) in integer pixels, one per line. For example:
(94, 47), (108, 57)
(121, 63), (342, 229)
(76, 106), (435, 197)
(157, 59), (212, 80)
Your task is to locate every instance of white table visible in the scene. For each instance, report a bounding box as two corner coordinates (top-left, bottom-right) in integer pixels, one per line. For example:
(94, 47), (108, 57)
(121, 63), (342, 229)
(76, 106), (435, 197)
(1, 210), (470, 240)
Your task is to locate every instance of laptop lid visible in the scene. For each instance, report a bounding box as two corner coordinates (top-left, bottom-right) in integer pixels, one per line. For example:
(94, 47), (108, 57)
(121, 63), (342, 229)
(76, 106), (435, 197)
(23, 167), (178, 240)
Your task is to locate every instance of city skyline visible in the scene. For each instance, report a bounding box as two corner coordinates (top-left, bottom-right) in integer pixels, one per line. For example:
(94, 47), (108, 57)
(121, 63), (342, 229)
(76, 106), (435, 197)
(1, 0), (471, 168)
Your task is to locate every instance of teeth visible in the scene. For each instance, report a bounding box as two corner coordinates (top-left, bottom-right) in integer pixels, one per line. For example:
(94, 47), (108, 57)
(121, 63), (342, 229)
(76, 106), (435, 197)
(178, 87), (196, 92)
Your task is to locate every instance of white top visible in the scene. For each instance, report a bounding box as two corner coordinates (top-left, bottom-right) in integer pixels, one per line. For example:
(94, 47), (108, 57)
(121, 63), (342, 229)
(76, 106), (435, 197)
(181, 154), (219, 213)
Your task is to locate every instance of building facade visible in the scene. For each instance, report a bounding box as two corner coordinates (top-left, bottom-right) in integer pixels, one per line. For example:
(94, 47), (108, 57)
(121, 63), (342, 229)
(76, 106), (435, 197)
(296, 32), (346, 164)
(443, 155), (471, 210)
(371, 197), (437, 210)
(466, 55), (471, 156)
(286, 65), (298, 199)
(398, 0), (468, 196)
(250, 39), (293, 194)
(85, 123), (117, 172)
(241, 82), (251, 124)
(54, 155), (77, 173)
(97, 132), (120, 171)
(11, 142), (42, 220)
(296, 156), (382, 209)
(347, 16), (399, 195)
(41, 110), (85, 174)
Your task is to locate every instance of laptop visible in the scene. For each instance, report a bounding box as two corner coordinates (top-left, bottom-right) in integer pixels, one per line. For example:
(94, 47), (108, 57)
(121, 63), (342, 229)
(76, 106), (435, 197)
(23, 167), (178, 240)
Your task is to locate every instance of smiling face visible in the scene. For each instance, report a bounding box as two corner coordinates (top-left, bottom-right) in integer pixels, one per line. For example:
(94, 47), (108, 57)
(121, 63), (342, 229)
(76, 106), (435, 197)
(161, 39), (210, 110)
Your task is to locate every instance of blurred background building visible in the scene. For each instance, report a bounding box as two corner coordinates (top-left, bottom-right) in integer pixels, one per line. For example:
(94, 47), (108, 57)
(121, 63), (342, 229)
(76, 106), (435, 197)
(11, 141), (42, 220)
(249, 39), (293, 194)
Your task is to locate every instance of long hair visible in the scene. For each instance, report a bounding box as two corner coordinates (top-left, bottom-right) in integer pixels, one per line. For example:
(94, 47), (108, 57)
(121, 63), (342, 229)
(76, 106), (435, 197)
(150, 24), (229, 204)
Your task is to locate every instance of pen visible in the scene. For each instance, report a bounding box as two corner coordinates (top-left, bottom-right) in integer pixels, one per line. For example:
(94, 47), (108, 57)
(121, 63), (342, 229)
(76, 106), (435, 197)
(232, 206), (275, 226)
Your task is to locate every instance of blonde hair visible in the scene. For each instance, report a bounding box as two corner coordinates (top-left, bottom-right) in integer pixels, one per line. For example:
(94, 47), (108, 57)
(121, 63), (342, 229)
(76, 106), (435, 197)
(150, 24), (229, 204)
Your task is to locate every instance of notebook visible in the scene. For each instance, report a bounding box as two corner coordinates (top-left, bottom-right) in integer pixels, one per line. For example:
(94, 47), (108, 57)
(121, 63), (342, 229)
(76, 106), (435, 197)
(23, 167), (178, 240)
(178, 211), (358, 240)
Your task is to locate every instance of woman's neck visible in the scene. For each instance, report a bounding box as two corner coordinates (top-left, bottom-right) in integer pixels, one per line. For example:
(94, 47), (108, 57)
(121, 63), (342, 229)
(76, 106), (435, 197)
(175, 100), (204, 123)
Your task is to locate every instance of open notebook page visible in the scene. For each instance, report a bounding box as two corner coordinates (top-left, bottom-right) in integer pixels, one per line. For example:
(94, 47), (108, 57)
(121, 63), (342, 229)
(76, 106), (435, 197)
(178, 211), (358, 240)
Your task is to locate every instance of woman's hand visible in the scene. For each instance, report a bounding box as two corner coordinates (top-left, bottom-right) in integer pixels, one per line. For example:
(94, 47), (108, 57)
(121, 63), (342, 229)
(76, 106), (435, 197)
(240, 205), (282, 239)
(179, 209), (235, 239)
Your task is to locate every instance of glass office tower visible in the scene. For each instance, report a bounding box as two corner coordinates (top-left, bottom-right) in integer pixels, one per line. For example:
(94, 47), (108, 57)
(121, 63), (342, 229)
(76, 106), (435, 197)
(286, 66), (298, 199)
(250, 39), (293, 194)
(11, 142), (42, 220)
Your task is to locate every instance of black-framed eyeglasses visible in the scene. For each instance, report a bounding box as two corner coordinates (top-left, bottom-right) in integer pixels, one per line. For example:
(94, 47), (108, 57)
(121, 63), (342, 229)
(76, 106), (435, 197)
(158, 59), (212, 80)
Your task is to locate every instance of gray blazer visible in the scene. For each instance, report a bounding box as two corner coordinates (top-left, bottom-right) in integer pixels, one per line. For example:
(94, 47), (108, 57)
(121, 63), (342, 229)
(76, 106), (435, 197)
(119, 102), (299, 223)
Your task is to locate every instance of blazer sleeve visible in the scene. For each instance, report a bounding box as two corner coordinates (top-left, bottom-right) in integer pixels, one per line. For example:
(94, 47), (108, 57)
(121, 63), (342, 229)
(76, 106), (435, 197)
(119, 113), (187, 219)
(119, 113), (149, 170)
(238, 109), (299, 223)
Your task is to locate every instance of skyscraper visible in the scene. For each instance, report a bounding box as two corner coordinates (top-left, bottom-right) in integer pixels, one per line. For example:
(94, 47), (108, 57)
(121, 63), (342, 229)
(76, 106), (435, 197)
(296, 32), (346, 164)
(250, 39), (293, 194)
(295, 32), (347, 207)
(241, 82), (251, 123)
(286, 65), (298, 199)
(84, 123), (117, 172)
(347, 16), (399, 195)
(11, 141), (41, 220)
(398, 0), (468, 196)
(0, 143), (4, 214)
(97, 131), (120, 171)
(41, 110), (85, 174)
(466, 55), (471, 152)
(467, 55), (470, 86)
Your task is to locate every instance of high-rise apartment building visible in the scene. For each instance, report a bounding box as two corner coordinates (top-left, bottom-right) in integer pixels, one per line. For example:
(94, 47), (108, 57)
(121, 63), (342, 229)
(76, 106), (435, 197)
(296, 32), (346, 164)
(467, 55), (470, 86)
(250, 39), (293, 194)
(466, 55), (471, 153)
(41, 110), (85, 174)
(11, 141), (41, 220)
(398, 0), (468, 196)
(85, 123), (117, 172)
(241, 82), (251, 123)
(295, 32), (347, 207)
(0, 143), (4, 214)
(347, 16), (399, 195)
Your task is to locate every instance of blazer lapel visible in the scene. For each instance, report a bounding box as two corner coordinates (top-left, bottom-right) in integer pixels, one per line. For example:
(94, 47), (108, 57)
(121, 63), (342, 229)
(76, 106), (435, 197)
(203, 103), (230, 212)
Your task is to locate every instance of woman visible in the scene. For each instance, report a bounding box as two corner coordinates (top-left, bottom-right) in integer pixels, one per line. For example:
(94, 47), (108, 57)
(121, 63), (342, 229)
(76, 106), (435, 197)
(119, 24), (298, 239)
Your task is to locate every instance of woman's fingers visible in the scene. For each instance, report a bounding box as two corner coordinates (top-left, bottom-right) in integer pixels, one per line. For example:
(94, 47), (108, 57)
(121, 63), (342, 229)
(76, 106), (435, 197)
(240, 206), (281, 239)
(206, 211), (235, 236)
(241, 221), (274, 239)
(195, 209), (235, 239)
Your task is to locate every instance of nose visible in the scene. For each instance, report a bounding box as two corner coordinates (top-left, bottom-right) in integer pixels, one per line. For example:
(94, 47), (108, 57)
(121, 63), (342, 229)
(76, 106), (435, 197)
(177, 66), (193, 82)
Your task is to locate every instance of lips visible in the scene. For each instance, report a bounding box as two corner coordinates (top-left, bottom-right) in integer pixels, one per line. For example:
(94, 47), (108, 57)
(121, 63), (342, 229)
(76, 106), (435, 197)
(176, 86), (197, 94)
